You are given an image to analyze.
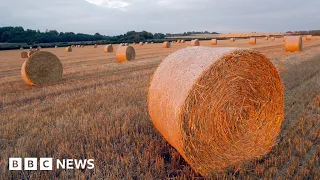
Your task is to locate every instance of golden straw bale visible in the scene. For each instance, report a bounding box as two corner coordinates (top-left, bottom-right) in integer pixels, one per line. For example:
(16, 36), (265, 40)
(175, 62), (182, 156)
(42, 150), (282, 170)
(104, 45), (113, 53)
(66, 46), (72, 52)
(163, 41), (171, 48)
(190, 39), (200, 46)
(21, 51), (28, 58)
(265, 37), (269, 40)
(211, 39), (217, 45)
(305, 35), (312, 40)
(116, 46), (136, 63)
(285, 36), (302, 52)
(249, 38), (256, 44)
(148, 46), (284, 176)
(21, 51), (63, 86)
(230, 38), (235, 42)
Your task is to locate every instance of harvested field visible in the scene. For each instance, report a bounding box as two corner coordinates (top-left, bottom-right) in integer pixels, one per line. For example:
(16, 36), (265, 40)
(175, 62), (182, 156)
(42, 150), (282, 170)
(0, 37), (320, 179)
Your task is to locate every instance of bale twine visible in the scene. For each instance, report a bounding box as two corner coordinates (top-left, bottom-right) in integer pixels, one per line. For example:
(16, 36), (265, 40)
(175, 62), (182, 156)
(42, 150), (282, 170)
(116, 46), (136, 63)
(190, 39), (200, 46)
(148, 46), (284, 176)
(66, 46), (72, 52)
(104, 45), (113, 53)
(305, 35), (312, 40)
(249, 38), (256, 44)
(139, 42), (144, 46)
(211, 39), (217, 45)
(21, 51), (28, 58)
(163, 41), (171, 48)
(21, 51), (63, 86)
(285, 36), (302, 52)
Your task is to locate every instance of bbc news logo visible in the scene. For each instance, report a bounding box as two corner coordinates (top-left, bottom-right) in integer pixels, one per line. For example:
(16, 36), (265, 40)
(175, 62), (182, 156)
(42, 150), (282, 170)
(9, 158), (94, 171)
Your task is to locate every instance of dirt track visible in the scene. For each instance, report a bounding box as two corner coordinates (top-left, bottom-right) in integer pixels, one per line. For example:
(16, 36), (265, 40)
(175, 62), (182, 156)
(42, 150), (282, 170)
(0, 37), (319, 179)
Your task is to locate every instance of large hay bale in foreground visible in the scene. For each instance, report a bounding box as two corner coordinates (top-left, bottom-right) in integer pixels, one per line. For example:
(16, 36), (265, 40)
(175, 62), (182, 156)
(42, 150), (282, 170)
(305, 35), (312, 40)
(163, 41), (171, 48)
(116, 46), (136, 63)
(148, 46), (284, 176)
(21, 51), (63, 86)
(285, 36), (302, 52)
(66, 46), (72, 52)
(104, 45), (114, 53)
(190, 39), (200, 46)
(249, 37), (256, 44)
(21, 51), (28, 58)
(211, 39), (217, 45)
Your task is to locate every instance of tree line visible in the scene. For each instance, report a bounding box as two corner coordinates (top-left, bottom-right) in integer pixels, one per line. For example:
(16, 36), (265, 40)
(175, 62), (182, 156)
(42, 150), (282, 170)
(0, 26), (166, 44)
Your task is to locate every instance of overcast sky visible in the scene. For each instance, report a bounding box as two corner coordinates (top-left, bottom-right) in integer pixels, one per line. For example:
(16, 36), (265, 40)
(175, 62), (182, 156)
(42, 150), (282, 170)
(0, 0), (319, 35)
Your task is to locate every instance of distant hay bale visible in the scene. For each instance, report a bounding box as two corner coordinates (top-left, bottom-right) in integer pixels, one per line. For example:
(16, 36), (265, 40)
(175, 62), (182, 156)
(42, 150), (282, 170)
(190, 39), (200, 46)
(139, 42), (144, 46)
(29, 47), (32, 49)
(181, 40), (185, 43)
(145, 42), (149, 44)
(125, 43), (129, 46)
(282, 36), (287, 43)
(20, 47), (24, 50)
(163, 41), (171, 48)
(265, 37), (269, 40)
(66, 46), (72, 52)
(21, 51), (28, 58)
(271, 37), (275, 41)
(55, 46), (58, 48)
(151, 42), (154, 44)
(177, 40), (181, 43)
(104, 45), (113, 53)
(21, 51), (63, 86)
(249, 38), (256, 44)
(230, 38), (235, 42)
(94, 44), (98, 48)
(133, 42), (136, 45)
(27, 49), (40, 58)
(211, 39), (217, 45)
(148, 46), (284, 176)
(285, 36), (302, 52)
(116, 46), (136, 63)
(305, 35), (312, 40)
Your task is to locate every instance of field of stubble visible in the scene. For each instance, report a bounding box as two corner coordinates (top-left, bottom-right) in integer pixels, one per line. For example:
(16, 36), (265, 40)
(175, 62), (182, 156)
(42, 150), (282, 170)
(0, 37), (319, 179)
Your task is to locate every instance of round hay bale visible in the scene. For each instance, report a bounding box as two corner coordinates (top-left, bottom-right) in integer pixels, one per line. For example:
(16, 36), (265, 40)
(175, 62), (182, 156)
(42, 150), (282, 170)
(305, 35), (312, 40)
(139, 42), (144, 46)
(181, 40), (185, 43)
(285, 36), (302, 52)
(29, 47), (32, 49)
(133, 42), (136, 45)
(55, 46), (58, 48)
(116, 46), (136, 63)
(27, 49), (40, 58)
(177, 40), (181, 43)
(66, 46), (72, 52)
(265, 37), (269, 40)
(151, 42), (154, 44)
(145, 42), (149, 44)
(211, 39), (217, 45)
(148, 46), (284, 176)
(21, 51), (28, 58)
(104, 45), (113, 53)
(249, 38), (256, 44)
(190, 39), (200, 46)
(125, 43), (129, 46)
(271, 37), (275, 41)
(20, 47), (24, 50)
(230, 38), (235, 42)
(163, 41), (171, 48)
(21, 51), (63, 86)
(94, 44), (98, 48)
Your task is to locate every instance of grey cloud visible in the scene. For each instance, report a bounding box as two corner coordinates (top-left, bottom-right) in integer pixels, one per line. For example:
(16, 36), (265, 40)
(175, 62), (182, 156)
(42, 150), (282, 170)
(0, 0), (319, 35)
